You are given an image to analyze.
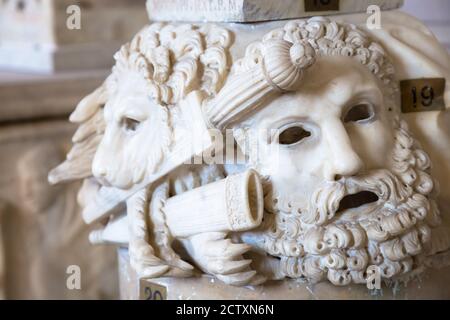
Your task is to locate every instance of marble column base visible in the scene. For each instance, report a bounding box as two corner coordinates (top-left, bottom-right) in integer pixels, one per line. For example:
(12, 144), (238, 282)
(117, 248), (450, 300)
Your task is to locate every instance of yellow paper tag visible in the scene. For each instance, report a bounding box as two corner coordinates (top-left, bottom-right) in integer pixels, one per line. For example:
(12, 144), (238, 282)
(400, 78), (446, 113)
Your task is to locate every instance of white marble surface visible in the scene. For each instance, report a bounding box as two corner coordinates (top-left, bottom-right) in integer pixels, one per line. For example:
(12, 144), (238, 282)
(147, 0), (404, 22)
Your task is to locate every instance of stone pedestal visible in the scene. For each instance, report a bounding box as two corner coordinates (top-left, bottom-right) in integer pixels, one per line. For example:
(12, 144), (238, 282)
(118, 248), (450, 300)
(0, 0), (148, 73)
(147, 0), (404, 22)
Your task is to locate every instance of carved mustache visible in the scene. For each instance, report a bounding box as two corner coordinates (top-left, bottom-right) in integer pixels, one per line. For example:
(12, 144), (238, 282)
(303, 169), (415, 226)
(301, 168), (433, 254)
(245, 167), (434, 275)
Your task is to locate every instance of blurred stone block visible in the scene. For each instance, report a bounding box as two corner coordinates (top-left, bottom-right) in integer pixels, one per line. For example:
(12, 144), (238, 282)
(146, 0), (404, 23)
(0, 202), (5, 300)
(0, 120), (119, 299)
(0, 69), (108, 122)
(0, 0), (147, 73)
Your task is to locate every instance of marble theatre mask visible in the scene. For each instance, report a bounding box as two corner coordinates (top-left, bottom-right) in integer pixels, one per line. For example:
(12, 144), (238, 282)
(206, 18), (443, 285)
(50, 16), (450, 289)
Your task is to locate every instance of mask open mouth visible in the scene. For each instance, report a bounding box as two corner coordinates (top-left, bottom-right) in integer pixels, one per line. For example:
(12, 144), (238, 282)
(337, 191), (379, 214)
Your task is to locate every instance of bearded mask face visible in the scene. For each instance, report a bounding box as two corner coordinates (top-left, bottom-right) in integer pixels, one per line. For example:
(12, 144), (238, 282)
(237, 57), (397, 204)
(232, 56), (441, 285)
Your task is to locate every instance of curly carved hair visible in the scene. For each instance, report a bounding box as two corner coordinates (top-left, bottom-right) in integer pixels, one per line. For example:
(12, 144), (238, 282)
(107, 22), (232, 105)
(206, 17), (398, 130)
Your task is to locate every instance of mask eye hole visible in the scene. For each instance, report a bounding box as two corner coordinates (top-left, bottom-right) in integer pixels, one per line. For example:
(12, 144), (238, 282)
(122, 117), (141, 132)
(278, 125), (311, 145)
(344, 103), (374, 123)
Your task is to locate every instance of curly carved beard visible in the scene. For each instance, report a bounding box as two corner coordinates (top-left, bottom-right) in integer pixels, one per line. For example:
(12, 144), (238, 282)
(242, 118), (442, 285)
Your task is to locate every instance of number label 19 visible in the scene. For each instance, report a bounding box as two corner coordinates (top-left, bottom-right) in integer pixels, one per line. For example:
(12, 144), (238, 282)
(304, 0), (340, 12)
(139, 279), (167, 300)
(400, 78), (446, 113)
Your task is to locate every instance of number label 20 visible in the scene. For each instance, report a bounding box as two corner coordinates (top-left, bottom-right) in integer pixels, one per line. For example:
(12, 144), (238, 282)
(139, 280), (167, 300)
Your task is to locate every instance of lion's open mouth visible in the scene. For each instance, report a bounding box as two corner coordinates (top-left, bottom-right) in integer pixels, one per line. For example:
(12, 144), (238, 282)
(337, 191), (379, 214)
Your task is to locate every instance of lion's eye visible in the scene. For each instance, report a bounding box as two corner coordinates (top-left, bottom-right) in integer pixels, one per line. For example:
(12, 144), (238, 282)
(344, 103), (374, 123)
(122, 117), (141, 132)
(278, 125), (311, 145)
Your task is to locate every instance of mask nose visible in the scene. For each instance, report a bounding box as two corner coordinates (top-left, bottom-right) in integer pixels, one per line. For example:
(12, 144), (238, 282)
(322, 117), (364, 181)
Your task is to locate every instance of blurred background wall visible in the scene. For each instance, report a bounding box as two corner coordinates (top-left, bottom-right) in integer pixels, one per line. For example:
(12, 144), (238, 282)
(0, 0), (448, 300)
(0, 0), (148, 300)
(402, 0), (450, 51)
